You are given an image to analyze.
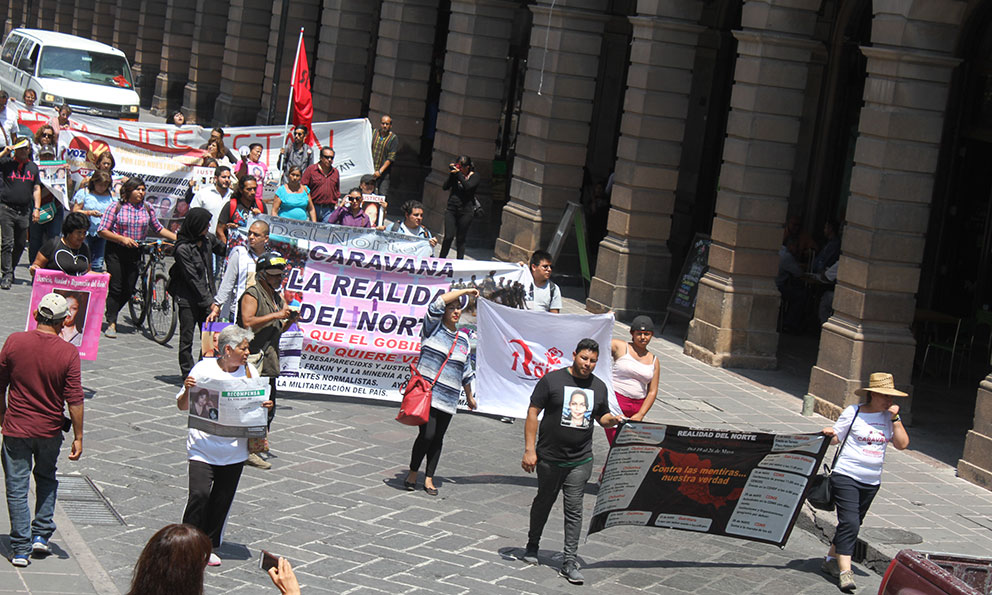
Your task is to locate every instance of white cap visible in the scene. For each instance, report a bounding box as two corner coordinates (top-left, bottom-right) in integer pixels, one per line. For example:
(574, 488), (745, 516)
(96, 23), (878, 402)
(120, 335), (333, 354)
(38, 293), (68, 320)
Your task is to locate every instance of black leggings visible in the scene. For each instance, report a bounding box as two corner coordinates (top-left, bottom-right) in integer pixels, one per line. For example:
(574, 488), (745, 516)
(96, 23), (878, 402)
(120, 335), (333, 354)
(409, 408), (453, 478)
(830, 473), (879, 556)
(178, 298), (208, 378)
(440, 208), (473, 259)
(104, 242), (142, 325)
(183, 460), (244, 548)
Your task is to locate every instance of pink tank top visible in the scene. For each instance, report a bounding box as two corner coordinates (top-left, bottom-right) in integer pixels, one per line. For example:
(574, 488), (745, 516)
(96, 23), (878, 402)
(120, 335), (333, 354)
(612, 346), (655, 400)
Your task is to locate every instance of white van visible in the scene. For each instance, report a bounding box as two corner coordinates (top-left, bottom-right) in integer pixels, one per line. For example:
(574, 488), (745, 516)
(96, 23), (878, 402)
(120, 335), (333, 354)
(0, 29), (140, 120)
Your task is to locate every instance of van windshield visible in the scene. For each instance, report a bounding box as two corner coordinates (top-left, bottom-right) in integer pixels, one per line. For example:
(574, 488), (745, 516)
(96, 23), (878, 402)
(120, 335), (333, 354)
(37, 47), (133, 89)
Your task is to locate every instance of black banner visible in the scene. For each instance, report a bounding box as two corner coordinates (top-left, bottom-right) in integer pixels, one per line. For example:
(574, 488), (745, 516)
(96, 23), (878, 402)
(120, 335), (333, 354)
(588, 422), (830, 547)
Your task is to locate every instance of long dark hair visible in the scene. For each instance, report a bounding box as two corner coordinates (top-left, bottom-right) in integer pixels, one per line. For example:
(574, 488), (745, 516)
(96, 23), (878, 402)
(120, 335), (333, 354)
(237, 175), (259, 204)
(454, 155), (473, 172)
(120, 178), (145, 203)
(125, 524), (211, 595)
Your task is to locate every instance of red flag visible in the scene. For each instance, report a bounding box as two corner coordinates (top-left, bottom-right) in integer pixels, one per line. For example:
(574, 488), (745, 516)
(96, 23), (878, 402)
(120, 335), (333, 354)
(291, 33), (315, 145)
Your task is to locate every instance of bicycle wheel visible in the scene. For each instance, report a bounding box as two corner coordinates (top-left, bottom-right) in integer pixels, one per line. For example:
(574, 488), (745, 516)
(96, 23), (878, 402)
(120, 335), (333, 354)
(148, 268), (177, 345)
(128, 264), (149, 328)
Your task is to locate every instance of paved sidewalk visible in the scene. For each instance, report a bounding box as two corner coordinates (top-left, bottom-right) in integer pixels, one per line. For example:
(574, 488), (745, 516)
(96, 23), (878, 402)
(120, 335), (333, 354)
(560, 293), (992, 571)
(0, 264), (987, 593)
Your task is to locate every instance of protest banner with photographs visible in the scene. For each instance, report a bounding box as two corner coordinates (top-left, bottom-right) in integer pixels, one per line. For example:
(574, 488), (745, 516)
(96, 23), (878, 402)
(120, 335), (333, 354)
(187, 376), (270, 438)
(26, 271), (109, 360)
(587, 422), (831, 547)
(38, 160), (69, 209)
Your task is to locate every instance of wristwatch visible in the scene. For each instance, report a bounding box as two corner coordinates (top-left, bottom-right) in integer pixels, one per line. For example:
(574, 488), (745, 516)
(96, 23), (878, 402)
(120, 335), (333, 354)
(891, 414), (901, 423)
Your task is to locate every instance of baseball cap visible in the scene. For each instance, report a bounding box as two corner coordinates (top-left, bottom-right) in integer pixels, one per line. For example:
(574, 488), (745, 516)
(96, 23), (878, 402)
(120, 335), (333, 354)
(256, 252), (287, 270)
(38, 293), (69, 320)
(630, 315), (655, 332)
(10, 138), (29, 150)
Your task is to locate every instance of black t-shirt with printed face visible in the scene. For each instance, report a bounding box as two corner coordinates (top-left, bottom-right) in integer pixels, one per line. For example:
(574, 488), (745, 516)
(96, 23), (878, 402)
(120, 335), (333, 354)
(39, 237), (90, 275)
(530, 367), (610, 463)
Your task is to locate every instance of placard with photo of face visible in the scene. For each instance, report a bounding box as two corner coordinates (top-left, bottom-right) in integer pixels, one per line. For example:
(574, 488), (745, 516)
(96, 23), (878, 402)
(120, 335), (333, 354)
(561, 387), (593, 429)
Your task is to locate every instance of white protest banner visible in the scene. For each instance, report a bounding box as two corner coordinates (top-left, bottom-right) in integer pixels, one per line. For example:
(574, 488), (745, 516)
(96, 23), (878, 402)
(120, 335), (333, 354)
(187, 376), (270, 438)
(256, 214), (434, 258)
(278, 241), (524, 401)
(587, 422), (830, 547)
(475, 299), (615, 419)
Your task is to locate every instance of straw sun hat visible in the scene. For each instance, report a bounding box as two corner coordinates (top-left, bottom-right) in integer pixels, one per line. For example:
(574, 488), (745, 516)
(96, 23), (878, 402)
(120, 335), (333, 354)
(853, 372), (908, 398)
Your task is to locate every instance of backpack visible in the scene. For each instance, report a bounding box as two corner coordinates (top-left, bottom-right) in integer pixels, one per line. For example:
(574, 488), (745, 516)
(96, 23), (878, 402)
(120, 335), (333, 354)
(228, 196), (264, 220)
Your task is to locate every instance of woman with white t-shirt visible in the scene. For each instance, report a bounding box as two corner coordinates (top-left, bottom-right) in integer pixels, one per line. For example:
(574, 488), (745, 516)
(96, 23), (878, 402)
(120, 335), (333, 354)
(820, 372), (910, 592)
(176, 325), (273, 567)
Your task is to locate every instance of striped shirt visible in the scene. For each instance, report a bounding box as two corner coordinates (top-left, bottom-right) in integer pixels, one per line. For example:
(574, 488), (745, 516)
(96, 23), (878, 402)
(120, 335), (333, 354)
(97, 200), (163, 241)
(371, 130), (398, 173)
(418, 296), (474, 415)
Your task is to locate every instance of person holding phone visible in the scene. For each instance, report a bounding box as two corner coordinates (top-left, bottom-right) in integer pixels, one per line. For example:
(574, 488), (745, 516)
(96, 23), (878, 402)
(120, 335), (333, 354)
(238, 253), (297, 469)
(438, 155), (479, 259)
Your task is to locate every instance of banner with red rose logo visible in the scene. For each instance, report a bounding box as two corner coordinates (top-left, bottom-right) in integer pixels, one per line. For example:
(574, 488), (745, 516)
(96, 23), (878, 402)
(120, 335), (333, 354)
(588, 422), (830, 547)
(475, 299), (615, 419)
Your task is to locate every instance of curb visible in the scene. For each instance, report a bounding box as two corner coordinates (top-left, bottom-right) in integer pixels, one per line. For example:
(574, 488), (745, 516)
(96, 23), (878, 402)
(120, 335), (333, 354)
(52, 501), (121, 595)
(796, 504), (902, 575)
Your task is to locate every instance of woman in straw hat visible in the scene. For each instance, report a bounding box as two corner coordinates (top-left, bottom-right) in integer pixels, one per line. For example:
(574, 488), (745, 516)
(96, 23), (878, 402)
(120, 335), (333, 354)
(820, 372), (910, 592)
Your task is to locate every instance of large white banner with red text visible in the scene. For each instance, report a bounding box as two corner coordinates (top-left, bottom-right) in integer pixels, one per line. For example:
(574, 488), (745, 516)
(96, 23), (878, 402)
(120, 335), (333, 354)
(475, 299), (615, 419)
(278, 240), (524, 404)
(6, 99), (373, 226)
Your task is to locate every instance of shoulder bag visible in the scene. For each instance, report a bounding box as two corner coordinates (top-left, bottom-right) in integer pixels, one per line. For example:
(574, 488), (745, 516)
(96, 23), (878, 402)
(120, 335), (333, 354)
(396, 330), (460, 426)
(805, 406), (861, 511)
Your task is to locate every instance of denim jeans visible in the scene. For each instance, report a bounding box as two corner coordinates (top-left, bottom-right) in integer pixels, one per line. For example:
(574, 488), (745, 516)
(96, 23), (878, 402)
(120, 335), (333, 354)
(314, 204), (334, 223)
(28, 203), (64, 264)
(527, 459), (592, 563)
(0, 202), (30, 279)
(2, 435), (63, 556)
(87, 234), (106, 272)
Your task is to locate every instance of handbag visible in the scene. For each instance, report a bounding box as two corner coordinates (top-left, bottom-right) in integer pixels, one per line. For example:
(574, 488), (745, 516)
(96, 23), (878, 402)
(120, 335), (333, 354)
(472, 197), (485, 220)
(396, 331), (460, 426)
(38, 201), (56, 224)
(806, 406), (861, 511)
(243, 362), (270, 454)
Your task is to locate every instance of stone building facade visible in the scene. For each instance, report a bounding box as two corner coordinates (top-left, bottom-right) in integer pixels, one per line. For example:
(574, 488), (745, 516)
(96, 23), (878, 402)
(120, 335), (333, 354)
(4, 0), (992, 489)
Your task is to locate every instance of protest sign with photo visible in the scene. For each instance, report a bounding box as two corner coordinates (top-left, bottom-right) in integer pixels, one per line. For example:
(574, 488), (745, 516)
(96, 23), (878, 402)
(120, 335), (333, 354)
(475, 299), (615, 419)
(27, 271), (109, 360)
(278, 241), (522, 402)
(38, 160), (69, 209)
(186, 376), (270, 438)
(587, 422), (830, 547)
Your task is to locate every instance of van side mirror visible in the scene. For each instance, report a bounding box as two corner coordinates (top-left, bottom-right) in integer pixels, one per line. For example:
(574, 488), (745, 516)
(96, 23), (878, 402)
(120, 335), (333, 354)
(17, 58), (33, 73)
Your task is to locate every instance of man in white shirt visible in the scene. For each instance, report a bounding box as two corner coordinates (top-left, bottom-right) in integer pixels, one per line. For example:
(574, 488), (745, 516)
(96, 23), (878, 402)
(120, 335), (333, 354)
(191, 166), (233, 235)
(0, 91), (15, 147)
(525, 250), (561, 313)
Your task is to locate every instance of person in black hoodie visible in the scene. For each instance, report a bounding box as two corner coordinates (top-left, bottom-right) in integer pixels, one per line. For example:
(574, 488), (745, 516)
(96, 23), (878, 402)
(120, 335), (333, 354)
(170, 207), (226, 378)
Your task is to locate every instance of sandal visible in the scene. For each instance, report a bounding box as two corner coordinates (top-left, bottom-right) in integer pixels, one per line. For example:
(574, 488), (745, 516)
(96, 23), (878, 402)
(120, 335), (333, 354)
(403, 480), (416, 491)
(424, 485), (438, 496)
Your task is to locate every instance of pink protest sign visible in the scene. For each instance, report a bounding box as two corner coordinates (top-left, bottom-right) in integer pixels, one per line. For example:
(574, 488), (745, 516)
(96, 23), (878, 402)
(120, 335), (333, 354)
(27, 271), (109, 361)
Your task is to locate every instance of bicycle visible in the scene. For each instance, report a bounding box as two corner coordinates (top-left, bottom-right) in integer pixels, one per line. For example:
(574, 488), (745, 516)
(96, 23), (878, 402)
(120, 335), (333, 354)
(128, 240), (178, 345)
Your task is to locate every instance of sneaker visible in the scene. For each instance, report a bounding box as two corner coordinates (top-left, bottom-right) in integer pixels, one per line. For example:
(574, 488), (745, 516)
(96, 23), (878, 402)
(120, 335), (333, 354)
(207, 553), (221, 567)
(821, 557), (839, 578)
(0, 277), (11, 290)
(522, 545), (539, 565)
(838, 570), (856, 592)
(500, 417), (515, 424)
(31, 536), (50, 557)
(559, 560), (584, 585)
(103, 325), (117, 339)
(11, 554), (28, 567)
(246, 453), (271, 469)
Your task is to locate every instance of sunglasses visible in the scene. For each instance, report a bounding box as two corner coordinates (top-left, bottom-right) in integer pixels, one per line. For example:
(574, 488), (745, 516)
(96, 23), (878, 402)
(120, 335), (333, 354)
(320, 154), (333, 160)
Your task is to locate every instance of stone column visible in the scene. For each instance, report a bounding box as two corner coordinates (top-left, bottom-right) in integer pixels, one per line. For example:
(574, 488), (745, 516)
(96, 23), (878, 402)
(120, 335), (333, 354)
(586, 1), (704, 319)
(422, 0), (518, 235)
(35, 0), (56, 30)
(90, 0), (115, 45)
(132, 0), (167, 107)
(805, 46), (961, 420)
(367, 0), (442, 204)
(213, 0), (277, 126)
(181, 0), (231, 124)
(113, 0), (140, 62)
(150, 0), (197, 117)
(493, 1), (609, 263)
(72, 0), (95, 40)
(255, 0), (322, 124)
(683, 0), (822, 369)
(18, 0), (38, 30)
(961, 378), (992, 490)
(311, 0), (380, 121)
(54, 0), (75, 32)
